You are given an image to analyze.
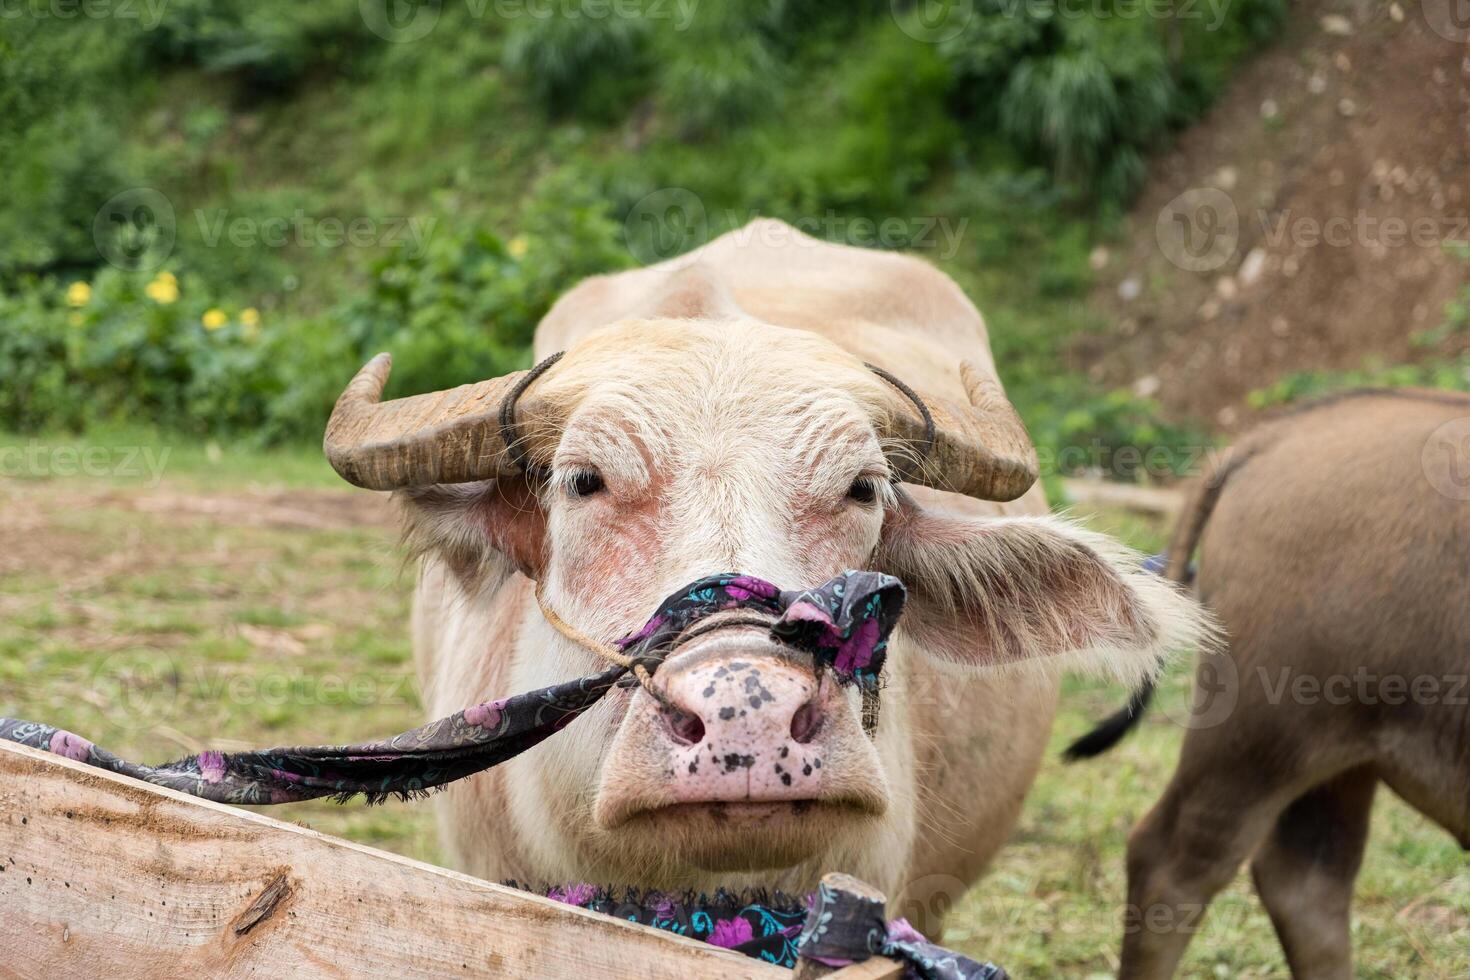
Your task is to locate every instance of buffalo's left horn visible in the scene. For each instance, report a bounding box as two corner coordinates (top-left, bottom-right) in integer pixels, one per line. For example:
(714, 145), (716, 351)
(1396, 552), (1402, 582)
(874, 358), (1039, 502)
(323, 353), (549, 490)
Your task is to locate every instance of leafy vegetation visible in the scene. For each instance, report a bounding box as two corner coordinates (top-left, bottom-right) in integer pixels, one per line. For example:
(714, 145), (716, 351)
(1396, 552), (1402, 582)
(0, 0), (1284, 469)
(1247, 354), (1470, 410)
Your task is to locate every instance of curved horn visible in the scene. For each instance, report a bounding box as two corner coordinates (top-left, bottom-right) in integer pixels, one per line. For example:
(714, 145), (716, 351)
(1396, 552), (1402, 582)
(323, 353), (555, 490)
(874, 359), (1039, 502)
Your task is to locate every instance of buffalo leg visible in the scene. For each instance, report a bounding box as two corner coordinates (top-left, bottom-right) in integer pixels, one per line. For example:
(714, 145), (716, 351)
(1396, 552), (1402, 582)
(1119, 764), (1298, 979)
(1250, 767), (1376, 980)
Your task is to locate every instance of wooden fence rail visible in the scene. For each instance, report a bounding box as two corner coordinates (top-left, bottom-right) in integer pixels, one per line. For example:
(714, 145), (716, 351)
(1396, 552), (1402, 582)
(0, 740), (815, 978)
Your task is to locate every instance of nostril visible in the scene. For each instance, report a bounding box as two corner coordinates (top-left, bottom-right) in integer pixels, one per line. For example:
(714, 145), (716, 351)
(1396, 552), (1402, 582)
(789, 700), (823, 744)
(664, 708), (705, 746)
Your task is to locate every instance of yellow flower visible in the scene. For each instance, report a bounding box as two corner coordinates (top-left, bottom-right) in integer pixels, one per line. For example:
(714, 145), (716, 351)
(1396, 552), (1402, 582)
(68, 312), (85, 327)
(202, 309), (228, 331)
(240, 307), (261, 328)
(66, 281), (92, 307)
(145, 275), (179, 305)
(507, 236), (529, 259)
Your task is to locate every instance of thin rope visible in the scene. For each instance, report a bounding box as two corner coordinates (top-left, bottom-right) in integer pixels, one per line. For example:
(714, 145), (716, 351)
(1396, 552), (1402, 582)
(498, 350), (566, 478)
(535, 584), (672, 707)
(863, 363), (936, 483)
(535, 585), (882, 737)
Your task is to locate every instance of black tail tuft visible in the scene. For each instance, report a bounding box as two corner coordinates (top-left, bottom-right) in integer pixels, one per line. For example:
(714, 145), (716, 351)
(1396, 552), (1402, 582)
(1063, 679), (1156, 761)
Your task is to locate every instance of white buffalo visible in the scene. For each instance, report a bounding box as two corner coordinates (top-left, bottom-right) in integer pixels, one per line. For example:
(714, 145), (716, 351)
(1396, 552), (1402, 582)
(324, 219), (1204, 936)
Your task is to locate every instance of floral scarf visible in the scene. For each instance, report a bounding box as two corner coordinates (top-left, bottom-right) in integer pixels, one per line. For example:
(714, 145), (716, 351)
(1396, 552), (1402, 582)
(527, 882), (1007, 979)
(0, 570), (902, 805)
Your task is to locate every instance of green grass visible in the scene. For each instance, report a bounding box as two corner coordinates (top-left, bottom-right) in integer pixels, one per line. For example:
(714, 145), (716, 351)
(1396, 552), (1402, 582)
(1, 442), (1464, 975)
(0, 425), (342, 490)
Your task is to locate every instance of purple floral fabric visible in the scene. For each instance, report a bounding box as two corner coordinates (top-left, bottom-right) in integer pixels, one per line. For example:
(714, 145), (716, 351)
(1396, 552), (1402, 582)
(524, 881), (1006, 977)
(0, 570), (904, 806)
(797, 879), (1008, 980)
(621, 570), (904, 689)
(524, 884), (809, 966)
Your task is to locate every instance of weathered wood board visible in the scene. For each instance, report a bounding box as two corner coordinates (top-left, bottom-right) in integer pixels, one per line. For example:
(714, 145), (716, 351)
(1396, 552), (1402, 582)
(1062, 478), (1184, 517)
(0, 740), (788, 979)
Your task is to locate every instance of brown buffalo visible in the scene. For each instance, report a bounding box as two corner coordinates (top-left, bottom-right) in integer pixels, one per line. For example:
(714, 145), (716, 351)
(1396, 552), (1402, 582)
(1070, 388), (1470, 978)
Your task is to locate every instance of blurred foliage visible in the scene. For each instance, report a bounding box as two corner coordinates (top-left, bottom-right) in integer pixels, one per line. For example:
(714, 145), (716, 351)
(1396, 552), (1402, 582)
(1248, 355), (1470, 409)
(0, 0), (1288, 474)
(502, 1), (653, 118)
(0, 20), (137, 275)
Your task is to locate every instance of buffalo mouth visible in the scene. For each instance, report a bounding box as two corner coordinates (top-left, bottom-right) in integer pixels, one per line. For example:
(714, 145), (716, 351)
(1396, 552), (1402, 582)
(609, 793), (886, 829)
(610, 797), (884, 873)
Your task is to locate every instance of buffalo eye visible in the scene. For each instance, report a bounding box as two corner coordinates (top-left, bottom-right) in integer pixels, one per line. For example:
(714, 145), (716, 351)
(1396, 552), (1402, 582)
(567, 470), (605, 498)
(847, 476), (880, 505)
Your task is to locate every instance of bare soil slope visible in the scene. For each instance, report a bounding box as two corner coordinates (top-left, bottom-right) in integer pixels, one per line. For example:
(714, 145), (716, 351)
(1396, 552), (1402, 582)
(1078, 0), (1470, 429)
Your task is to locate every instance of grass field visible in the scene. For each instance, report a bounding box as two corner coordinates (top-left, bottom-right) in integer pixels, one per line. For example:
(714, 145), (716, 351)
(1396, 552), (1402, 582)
(1, 431), (1464, 977)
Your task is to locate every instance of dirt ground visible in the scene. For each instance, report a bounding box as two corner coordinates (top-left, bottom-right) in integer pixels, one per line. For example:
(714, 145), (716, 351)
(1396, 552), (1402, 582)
(1076, 0), (1470, 430)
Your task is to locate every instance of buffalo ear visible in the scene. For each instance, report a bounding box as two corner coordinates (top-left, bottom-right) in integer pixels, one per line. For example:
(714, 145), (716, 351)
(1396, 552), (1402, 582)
(398, 476), (547, 582)
(876, 496), (1208, 685)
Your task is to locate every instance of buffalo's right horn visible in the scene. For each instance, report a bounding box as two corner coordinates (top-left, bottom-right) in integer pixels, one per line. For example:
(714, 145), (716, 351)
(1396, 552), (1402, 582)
(322, 353), (556, 490)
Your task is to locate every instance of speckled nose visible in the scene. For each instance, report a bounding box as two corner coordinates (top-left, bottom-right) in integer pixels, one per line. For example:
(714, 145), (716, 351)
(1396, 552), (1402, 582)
(656, 655), (830, 803)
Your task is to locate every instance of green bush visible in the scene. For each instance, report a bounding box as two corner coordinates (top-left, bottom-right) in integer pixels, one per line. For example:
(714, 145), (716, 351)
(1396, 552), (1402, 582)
(944, 0), (1284, 202)
(656, 7), (785, 134)
(0, 21), (136, 275)
(140, 0), (366, 90)
(340, 174), (631, 398)
(0, 270), (266, 434)
(0, 174), (630, 443)
(503, 3), (652, 117)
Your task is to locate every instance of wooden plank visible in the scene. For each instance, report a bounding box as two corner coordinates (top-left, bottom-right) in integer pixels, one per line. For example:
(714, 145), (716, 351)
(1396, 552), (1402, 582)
(1062, 478), (1184, 517)
(822, 960), (906, 980)
(0, 741), (786, 979)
